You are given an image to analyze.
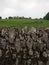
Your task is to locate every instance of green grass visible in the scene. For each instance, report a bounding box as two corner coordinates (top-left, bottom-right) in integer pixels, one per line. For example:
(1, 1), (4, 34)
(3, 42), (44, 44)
(0, 19), (49, 28)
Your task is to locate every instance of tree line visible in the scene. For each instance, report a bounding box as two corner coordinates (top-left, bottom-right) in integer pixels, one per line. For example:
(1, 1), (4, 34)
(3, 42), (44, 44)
(0, 16), (32, 19)
(0, 12), (49, 20)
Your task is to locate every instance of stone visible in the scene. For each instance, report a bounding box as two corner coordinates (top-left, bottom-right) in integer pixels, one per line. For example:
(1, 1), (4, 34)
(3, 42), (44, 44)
(26, 36), (33, 49)
(0, 49), (2, 57)
(29, 27), (36, 34)
(8, 28), (16, 43)
(1, 28), (8, 36)
(38, 61), (43, 65)
(15, 38), (21, 53)
(47, 60), (49, 65)
(29, 49), (33, 56)
(0, 27), (49, 65)
(1, 38), (7, 49)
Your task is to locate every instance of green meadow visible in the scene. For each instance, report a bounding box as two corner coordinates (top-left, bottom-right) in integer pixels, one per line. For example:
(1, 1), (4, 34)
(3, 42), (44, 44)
(0, 19), (49, 28)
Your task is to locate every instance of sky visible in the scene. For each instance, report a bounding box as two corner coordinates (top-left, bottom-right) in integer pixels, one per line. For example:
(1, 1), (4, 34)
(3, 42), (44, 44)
(0, 0), (49, 18)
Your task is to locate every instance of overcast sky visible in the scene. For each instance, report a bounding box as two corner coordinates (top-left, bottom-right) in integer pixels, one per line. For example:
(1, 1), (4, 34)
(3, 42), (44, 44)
(0, 0), (49, 18)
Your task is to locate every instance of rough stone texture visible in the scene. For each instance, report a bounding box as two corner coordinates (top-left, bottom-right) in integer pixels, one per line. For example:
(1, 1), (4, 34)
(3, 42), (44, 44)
(0, 27), (49, 65)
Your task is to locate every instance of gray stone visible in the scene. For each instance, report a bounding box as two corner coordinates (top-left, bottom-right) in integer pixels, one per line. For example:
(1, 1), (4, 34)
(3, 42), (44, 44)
(0, 27), (49, 65)
(47, 60), (49, 65)
(28, 27), (36, 34)
(26, 36), (33, 49)
(15, 38), (21, 53)
(1, 38), (7, 49)
(38, 61), (43, 65)
(0, 49), (2, 57)
(8, 28), (16, 43)
(29, 49), (33, 56)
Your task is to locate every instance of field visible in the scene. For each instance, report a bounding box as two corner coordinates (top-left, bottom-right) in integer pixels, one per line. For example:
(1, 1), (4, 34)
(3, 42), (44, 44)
(0, 19), (49, 28)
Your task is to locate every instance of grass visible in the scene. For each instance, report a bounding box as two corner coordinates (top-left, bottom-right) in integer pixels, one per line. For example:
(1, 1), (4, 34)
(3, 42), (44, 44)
(0, 19), (49, 28)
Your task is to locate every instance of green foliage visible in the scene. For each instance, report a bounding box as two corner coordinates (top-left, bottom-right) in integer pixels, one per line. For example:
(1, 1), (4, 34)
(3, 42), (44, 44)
(43, 12), (49, 20)
(0, 16), (2, 19)
(8, 16), (31, 19)
(0, 19), (49, 28)
(29, 17), (31, 19)
(13, 16), (26, 19)
(8, 16), (13, 19)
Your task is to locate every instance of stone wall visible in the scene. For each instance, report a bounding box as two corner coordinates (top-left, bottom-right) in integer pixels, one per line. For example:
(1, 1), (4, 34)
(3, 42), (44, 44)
(0, 27), (49, 65)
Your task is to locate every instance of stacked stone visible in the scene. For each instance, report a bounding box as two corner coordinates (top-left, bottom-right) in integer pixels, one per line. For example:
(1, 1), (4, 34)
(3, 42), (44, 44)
(0, 27), (49, 65)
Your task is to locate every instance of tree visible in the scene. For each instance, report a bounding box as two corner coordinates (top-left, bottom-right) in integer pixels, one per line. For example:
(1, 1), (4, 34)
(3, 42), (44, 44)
(29, 17), (31, 19)
(5, 17), (7, 19)
(43, 12), (49, 20)
(8, 16), (13, 19)
(0, 16), (2, 19)
(13, 17), (17, 19)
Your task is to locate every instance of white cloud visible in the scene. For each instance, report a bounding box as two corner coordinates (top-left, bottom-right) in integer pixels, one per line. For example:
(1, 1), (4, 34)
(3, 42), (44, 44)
(3, 8), (16, 16)
(0, 0), (49, 18)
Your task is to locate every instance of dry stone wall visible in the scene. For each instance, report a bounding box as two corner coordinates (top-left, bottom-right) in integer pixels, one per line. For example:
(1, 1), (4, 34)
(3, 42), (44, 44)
(0, 27), (49, 65)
